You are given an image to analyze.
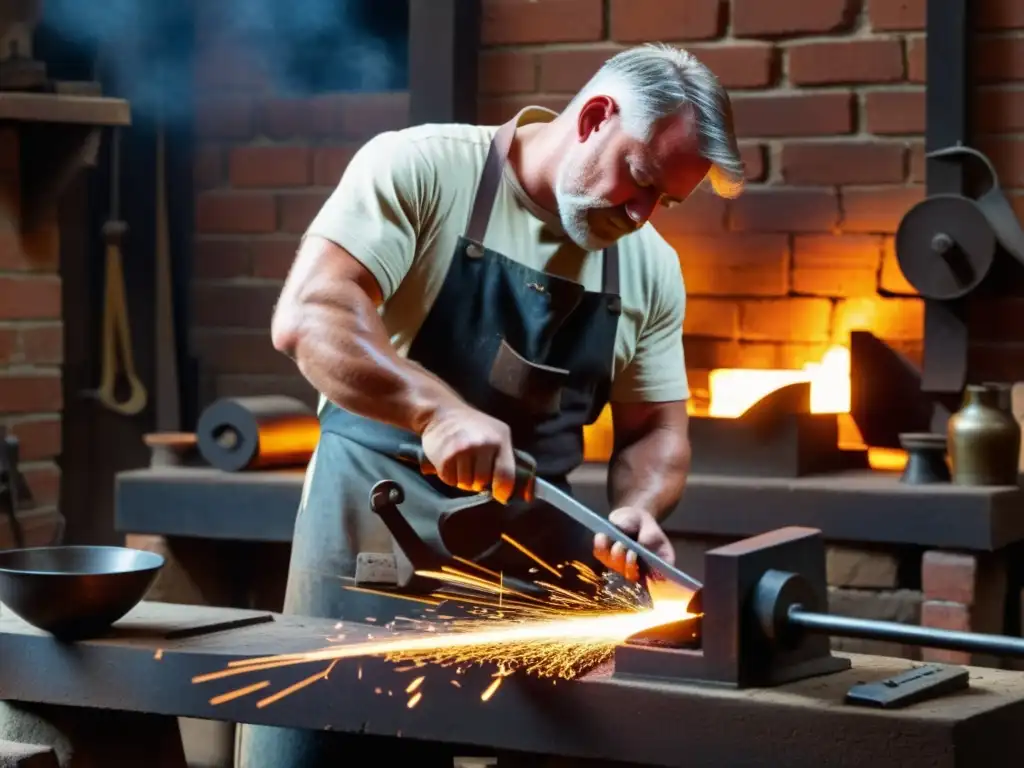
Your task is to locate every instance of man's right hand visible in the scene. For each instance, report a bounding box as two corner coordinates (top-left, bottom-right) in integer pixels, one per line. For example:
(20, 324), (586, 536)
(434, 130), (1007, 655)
(420, 404), (518, 504)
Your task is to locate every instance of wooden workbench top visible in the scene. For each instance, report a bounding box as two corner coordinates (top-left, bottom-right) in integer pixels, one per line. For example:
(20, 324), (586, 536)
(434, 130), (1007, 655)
(2, 601), (1024, 767)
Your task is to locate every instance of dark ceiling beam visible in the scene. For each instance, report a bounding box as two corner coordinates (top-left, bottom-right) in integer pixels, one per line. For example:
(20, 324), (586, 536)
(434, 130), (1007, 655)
(407, 0), (480, 125)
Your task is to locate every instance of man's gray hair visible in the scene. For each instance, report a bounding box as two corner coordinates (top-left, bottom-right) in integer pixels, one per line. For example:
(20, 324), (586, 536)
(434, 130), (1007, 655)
(568, 44), (745, 199)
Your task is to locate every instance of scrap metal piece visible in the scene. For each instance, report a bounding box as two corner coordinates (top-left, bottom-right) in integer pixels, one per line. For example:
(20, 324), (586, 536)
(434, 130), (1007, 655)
(845, 664), (969, 709)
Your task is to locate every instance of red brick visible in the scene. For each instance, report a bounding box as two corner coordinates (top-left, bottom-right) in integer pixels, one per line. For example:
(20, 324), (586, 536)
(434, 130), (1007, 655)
(257, 97), (314, 140)
(865, 89), (926, 134)
(922, 551), (980, 605)
(684, 298), (740, 338)
(732, 92), (854, 138)
(976, 37), (1024, 81)
(690, 43), (776, 89)
(733, 0), (857, 37)
(481, 51), (538, 96)
(537, 47), (617, 94)
(781, 141), (906, 185)
(867, 0), (925, 30)
(792, 235), (883, 297)
(0, 374), (61, 414)
(920, 600), (970, 631)
(312, 146), (359, 187)
(20, 325), (62, 365)
(192, 284), (281, 329)
(192, 239), (251, 280)
(279, 192), (330, 235)
(0, 222), (59, 273)
(907, 37), (926, 83)
(195, 97), (254, 140)
(651, 192), (728, 236)
(192, 330), (296, 376)
(478, 95), (571, 125)
(833, 297), (924, 342)
(684, 338), (832, 371)
(333, 93), (410, 142)
(729, 188), (839, 233)
(879, 238), (917, 294)
(977, 0), (1024, 29)
(0, 276), (60, 320)
(908, 142), (926, 183)
(741, 144), (766, 181)
(195, 192), (277, 234)
(788, 39), (904, 86)
(9, 417), (61, 461)
(481, 0), (604, 45)
(250, 239), (299, 280)
(976, 87), (1024, 133)
(610, 0), (724, 42)
(0, 328), (14, 363)
(668, 234), (790, 296)
(740, 298), (832, 343)
(842, 186), (924, 233)
(978, 137), (1024, 187)
(228, 146), (311, 189)
(23, 461), (59, 506)
(193, 145), (223, 190)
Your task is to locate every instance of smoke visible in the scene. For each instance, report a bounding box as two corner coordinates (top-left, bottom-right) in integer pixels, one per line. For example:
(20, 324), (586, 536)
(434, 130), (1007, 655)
(39, 0), (408, 123)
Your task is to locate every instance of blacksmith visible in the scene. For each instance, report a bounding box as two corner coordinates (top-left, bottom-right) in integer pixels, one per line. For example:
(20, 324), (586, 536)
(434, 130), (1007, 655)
(239, 43), (744, 767)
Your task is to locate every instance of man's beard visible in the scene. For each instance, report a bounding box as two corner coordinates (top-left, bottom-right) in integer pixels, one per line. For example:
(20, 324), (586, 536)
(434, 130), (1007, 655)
(554, 148), (617, 251)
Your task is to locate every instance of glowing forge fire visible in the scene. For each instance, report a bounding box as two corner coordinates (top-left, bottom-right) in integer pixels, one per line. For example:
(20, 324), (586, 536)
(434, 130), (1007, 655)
(189, 541), (695, 709)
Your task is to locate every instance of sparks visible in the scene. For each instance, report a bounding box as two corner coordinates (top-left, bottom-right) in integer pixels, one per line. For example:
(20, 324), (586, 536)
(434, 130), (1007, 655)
(192, 535), (695, 707)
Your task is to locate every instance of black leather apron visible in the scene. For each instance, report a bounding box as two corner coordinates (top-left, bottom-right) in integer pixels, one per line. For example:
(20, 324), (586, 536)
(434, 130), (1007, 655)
(238, 118), (622, 768)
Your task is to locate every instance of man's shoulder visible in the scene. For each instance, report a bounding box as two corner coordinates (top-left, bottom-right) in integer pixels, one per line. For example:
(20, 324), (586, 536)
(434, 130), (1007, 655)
(619, 224), (681, 279)
(374, 122), (497, 166)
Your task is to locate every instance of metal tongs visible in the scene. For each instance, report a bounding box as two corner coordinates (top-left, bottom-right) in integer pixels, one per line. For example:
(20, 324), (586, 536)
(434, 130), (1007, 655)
(396, 443), (704, 598)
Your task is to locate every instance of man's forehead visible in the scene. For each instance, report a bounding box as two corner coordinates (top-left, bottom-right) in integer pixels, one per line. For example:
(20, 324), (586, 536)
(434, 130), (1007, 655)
(632, 112), (708, 198)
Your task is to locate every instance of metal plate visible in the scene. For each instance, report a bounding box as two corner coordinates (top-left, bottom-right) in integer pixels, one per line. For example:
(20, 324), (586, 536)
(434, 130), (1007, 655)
(895, 194), (996, 300)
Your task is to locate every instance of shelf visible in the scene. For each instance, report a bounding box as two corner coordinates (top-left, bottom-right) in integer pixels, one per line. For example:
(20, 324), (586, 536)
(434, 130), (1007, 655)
(0, 92), (132, 229)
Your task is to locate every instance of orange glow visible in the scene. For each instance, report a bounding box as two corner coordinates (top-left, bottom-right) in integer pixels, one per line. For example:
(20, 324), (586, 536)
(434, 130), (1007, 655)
(193, 536), (696, 709)
(708, 346), (851, 418)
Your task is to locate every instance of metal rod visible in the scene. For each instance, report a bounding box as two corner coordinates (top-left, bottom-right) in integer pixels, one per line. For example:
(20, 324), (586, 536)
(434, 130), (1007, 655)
(789, 607), (1024, 659)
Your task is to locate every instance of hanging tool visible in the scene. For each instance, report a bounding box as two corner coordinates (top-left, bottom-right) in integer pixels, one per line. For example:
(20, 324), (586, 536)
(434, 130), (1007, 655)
(0, 428), (25, 549)
(92, 126), (148, 416)
(395, 443), (704, 596)
(153, 103), (181, 432)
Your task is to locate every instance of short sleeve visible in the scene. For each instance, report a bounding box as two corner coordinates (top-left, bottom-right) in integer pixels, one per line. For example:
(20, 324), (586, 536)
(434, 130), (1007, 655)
(610, 239), (690, 403)
(305, 131), (436, 301)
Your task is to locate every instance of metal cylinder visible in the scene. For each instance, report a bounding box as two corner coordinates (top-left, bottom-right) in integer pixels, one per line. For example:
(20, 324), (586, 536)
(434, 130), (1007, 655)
(788, 606), (1024, 659)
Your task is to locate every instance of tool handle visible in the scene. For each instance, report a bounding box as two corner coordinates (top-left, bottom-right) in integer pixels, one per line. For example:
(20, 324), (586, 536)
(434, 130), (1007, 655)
(396, 442), (537, 501)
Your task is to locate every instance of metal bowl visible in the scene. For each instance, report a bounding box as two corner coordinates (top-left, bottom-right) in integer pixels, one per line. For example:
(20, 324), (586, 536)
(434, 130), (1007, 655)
(0, 546), (164, 640)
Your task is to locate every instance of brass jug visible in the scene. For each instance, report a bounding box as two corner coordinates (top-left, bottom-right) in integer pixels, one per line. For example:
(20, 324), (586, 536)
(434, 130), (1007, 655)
(948, 384), (1021, 486)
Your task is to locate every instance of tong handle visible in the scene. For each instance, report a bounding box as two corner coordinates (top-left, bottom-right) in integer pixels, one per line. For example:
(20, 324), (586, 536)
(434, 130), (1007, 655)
(396, 442), (537, 501)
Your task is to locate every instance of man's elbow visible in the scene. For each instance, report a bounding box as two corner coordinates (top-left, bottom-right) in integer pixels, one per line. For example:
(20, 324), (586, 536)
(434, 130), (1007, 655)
(270, 299), (301, 359)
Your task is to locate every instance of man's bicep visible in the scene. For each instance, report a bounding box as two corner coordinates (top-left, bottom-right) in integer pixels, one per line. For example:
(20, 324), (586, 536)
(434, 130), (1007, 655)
(610, 273), (689, 405)
(305, 132), (434, 302)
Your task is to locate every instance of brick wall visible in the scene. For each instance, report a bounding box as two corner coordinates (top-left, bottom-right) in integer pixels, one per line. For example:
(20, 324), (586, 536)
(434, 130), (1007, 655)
(478, 0), (1024, 396)
(190, 0), (1024, 408)
(190, 21), (409, 408)
(0, 127), (65, 547)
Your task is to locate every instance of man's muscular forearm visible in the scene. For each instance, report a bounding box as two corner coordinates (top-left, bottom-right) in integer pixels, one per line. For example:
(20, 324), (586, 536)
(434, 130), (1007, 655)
(607, 402), (691, 522)
(271, 236), (460, 435)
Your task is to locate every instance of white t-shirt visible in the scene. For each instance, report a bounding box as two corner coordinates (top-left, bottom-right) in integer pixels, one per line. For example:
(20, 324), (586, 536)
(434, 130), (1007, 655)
(307, 106), (690, 404)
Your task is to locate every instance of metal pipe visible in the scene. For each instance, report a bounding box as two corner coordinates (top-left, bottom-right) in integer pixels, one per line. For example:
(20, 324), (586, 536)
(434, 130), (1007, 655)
(788, 606), (1024, 659)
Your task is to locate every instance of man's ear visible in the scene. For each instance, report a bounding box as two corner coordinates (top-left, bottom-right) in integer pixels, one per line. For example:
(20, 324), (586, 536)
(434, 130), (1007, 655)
(576, 95), (617, 142)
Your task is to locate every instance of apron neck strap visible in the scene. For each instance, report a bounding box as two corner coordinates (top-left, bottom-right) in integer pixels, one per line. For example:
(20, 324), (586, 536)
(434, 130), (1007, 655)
(602, 244), (620, 295)
(466, 119), (517, 244)
(467, 117), (622, 298)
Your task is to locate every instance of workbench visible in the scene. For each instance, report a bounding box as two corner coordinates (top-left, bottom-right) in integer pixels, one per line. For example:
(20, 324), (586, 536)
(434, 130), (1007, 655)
(1, 601), (1024, 767)
(116, 464), (1024, 550)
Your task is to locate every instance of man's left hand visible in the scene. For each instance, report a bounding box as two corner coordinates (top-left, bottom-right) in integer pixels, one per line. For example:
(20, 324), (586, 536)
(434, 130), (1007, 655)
(593, 507), (674, 582)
